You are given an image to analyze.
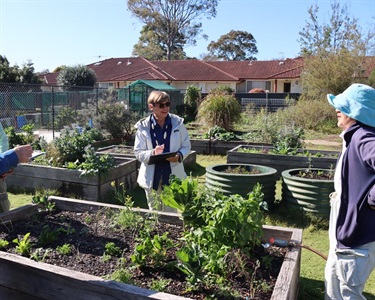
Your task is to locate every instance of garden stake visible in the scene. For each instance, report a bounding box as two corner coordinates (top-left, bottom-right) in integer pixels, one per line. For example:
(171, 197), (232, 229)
(264, 237), (328, 261)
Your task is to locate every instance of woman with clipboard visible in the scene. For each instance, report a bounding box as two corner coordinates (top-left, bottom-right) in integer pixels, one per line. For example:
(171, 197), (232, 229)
(134, 91), (191, 212)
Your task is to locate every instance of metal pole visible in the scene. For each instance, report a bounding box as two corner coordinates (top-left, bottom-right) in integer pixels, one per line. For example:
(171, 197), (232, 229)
(52, 86), (55, 140)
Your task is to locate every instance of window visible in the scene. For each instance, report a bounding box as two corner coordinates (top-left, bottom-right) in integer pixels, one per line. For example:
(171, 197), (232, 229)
(246, 81), (271, 92)
(98, 82), (114, 89)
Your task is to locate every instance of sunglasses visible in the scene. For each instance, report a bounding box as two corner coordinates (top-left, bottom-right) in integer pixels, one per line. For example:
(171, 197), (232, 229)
(154, 102), (171, 109)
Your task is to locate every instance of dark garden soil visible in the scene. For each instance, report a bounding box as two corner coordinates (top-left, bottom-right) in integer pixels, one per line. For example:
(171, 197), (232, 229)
(292, 169), (334, 180)
(0, 208), (287, 300)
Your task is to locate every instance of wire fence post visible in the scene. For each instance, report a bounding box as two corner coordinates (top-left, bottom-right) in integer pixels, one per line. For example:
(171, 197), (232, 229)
(51, 86), (55, 140)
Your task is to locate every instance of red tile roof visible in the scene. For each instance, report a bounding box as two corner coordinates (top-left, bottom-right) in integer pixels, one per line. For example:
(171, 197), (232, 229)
(152, 59), (239, 81)
(206, 57), (304, 80)
(39, 56), (374, 85)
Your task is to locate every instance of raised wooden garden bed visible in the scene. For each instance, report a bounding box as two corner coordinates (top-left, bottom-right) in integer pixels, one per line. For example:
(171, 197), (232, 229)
(0, 197), (302, 300)
(190, 139), (269, 155)
(96, 145), (197, 166)
(227, 145), (339, 178)
(6, 158), (138, 201)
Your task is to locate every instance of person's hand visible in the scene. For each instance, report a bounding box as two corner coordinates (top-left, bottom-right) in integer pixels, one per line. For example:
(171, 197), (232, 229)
(167, 154), (180, 163)
(14, 144), (33, 163)
(154, 144), (164, 155)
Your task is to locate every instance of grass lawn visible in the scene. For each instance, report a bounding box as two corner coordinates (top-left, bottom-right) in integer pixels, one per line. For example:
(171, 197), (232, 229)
(6, 154), (375, 300)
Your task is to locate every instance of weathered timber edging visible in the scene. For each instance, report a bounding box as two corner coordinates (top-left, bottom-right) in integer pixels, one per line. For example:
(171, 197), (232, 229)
(6, 158), (138, 201)
(190, 139), (270, 155)
(96, 145), (197, 167)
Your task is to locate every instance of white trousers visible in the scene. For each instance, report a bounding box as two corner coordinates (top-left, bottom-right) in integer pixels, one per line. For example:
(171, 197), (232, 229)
(144, 179), (177, 213)
(325, 193), (375, 300)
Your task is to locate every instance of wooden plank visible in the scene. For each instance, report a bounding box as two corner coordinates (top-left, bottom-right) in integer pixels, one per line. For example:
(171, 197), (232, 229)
(0, 252), (191, 300)
(0, 285), (42, 300)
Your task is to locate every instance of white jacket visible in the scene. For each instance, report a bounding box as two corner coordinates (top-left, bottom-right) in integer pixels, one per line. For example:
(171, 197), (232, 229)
(134, 114), (191, 190)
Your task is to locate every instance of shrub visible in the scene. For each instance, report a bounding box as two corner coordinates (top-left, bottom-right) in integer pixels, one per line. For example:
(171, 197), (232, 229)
(197, 87), (241, 131)
(57, 65), (97, 89)
(97, 101), (136, 140)
(5, 124), (47, 150)
(54, 106), (78, 130)
(280, 98), (336, 131)
(184, 85), (201, 121)
(47, 128), (94, 166)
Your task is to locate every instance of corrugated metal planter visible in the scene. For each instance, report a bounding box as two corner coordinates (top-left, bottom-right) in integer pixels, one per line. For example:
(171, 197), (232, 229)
(205, 163), (277, 205)
(281, 168), (334, 217)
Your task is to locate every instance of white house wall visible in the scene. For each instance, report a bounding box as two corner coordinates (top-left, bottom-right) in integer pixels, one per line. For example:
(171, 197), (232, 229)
(275, 80), (302, 93)
(171, 81), (236, 94)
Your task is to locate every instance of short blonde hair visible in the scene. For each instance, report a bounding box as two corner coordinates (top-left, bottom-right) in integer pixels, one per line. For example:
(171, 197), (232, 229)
(147, 91), (170, 105)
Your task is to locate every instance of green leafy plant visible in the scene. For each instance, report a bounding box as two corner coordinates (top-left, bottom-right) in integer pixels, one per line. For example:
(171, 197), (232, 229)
(131, 232), (174, 268)
(66, 146), (115, 176)
(30, 248), (51, 262)
(56, 243), (72, 255)
(32, 195), (55, 212)
(160, 174), (198, 213)
(13, 233), (32, 256)
(176, 243), (206, 285)
(162, 177), (267, 284)
(150, 278), (172, 292)
(0, 239), (9, 249)
(109, 268), (134, 285)
(46, 128), (95, 167)
(38, 225), (59, 246)
(104, 242), (122, 257)
(57, 226), (76, 235)
(271, 126), (305, 155)
(202, 126), (239, 141)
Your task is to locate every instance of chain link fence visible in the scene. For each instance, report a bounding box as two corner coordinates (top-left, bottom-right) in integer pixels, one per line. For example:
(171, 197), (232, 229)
(0, 83), (121, 134)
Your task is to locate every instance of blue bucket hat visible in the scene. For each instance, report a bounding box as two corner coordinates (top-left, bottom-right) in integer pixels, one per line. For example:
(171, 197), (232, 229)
(327, 83), (375, 127)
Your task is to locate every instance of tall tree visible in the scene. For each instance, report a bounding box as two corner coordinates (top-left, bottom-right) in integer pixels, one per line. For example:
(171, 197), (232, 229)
(132, 25), (187, 60)
(57, 65), (97, 90)
(298, 1), (375, 100)
(0, 55), (41, 84)
(298, 1), (370, 56)
(207, 30), (258, 61)
(127, 0), (219, 60)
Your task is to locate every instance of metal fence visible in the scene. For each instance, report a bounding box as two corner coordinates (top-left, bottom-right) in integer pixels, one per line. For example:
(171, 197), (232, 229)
(0, 83), (120, 132)
(235, 93), (301, 112)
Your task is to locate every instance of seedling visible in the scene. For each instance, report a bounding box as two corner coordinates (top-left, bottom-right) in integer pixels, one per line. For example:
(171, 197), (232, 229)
(13, 233), (32, 256)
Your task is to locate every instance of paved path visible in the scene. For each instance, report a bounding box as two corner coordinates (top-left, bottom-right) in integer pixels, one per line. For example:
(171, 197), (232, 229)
(34, 129), (60, 143)
(305, 139), (340, 147)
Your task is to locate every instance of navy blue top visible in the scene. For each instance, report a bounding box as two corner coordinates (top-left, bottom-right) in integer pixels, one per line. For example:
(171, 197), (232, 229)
(150, 114), (172, 190)
(336, 122), (375, 248)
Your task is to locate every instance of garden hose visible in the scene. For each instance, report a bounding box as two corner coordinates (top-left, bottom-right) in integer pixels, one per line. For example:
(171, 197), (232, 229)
(266, 238), (328, 261)
(288, 241), (328, 261)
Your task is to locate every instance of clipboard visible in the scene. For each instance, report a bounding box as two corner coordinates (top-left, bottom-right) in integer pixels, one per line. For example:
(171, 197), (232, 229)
(149, 151), (177, 165)
(31, 151), (46, 160)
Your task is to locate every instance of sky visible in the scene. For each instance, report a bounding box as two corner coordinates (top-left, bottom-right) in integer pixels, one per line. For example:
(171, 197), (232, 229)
(0, 0), (374, 73)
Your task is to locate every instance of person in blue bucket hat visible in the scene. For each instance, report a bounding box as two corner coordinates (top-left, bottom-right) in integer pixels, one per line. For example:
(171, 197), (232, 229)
(325, 83), (375, 299)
